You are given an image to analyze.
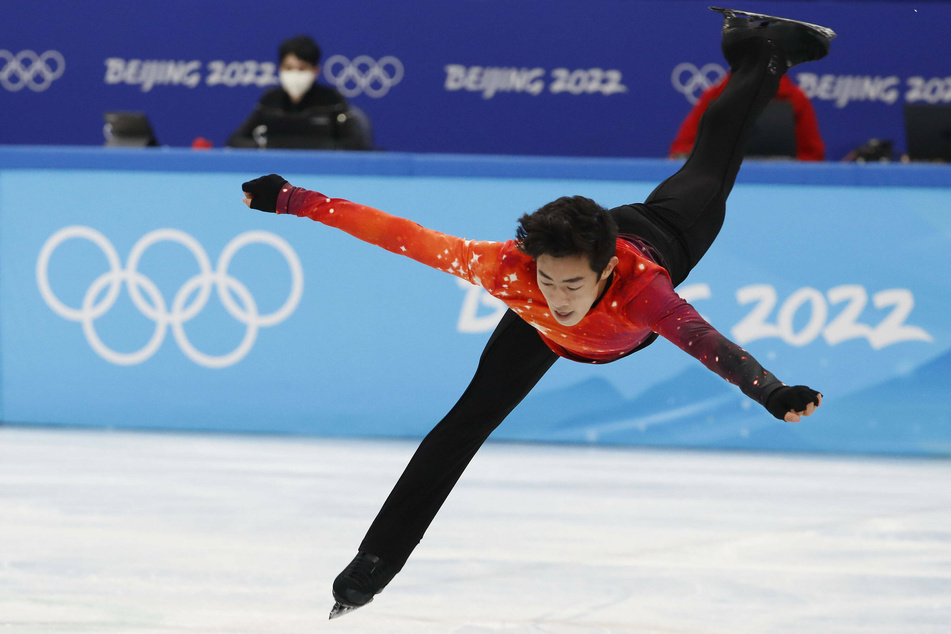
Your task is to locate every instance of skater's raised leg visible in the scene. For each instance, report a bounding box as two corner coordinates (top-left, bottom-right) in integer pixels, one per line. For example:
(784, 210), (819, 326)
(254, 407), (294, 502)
(623, 8), (835, 286)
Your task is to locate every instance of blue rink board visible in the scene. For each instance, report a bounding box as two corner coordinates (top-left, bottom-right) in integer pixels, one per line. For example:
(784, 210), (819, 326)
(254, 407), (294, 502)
(2, 147), (950, 456)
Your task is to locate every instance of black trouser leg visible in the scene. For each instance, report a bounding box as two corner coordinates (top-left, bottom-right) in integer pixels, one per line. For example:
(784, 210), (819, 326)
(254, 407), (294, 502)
(617, 38), (784, 286)
(359, 309), (558, 570)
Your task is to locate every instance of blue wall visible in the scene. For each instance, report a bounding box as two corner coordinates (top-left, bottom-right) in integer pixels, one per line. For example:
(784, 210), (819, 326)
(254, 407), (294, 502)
(3, 0), (949, 160)
(2, 147), (950, 456)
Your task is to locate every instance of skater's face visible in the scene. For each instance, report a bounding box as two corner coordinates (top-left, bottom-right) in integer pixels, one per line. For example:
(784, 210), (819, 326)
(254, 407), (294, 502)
(535, 253), (618, 327)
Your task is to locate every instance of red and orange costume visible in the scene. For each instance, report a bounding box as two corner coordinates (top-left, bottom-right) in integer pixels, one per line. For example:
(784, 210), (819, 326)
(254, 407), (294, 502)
(278, 188), (781, 404)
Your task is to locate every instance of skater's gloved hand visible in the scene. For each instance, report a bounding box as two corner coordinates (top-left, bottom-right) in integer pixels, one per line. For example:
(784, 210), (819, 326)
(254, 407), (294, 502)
(241, 174), (289, 213)
(766, 386), (822, 422)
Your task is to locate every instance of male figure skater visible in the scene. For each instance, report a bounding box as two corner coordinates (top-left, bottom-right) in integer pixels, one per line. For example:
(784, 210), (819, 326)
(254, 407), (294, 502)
(240, 7), (833, 619)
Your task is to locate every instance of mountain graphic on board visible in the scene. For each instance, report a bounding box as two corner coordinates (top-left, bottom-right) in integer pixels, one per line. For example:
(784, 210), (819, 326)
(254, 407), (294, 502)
(501, 365), (821, 452)
(500, 349), (951, 456)
(800, 349), (951, 455)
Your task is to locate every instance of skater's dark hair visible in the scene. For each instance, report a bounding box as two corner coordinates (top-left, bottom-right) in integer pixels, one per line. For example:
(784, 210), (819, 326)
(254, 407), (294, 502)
(516, 196), (618, 275)
(279, 35), (322, 66)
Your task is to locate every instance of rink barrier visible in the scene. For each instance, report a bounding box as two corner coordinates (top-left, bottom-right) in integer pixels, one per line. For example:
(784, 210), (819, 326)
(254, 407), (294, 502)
(1, 146), (950, 456)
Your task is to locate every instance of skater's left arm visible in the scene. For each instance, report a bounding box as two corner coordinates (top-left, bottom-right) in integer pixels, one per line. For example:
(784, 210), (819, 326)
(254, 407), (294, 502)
(632, 276), (822, 422)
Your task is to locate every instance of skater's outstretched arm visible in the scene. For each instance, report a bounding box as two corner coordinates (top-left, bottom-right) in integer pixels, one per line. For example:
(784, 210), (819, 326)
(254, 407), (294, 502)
(242, 174), (505, 291)
(242, 175), (822, 422)
(631, 273), (822, 423)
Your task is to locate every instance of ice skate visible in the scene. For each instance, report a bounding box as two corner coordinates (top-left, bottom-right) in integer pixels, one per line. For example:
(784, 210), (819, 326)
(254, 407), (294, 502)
(711, 6), (836, 69)
(328, 602), (361, 620)
(328, 551), (397, 620)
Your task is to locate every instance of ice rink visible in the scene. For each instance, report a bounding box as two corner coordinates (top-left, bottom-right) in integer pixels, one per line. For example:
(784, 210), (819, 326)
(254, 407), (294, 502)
(1, 426), (949, 633)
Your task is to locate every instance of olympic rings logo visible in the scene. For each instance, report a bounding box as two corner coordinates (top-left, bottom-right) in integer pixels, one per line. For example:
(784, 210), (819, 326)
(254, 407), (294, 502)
(36, 226), (304, 369)
(671, 62), (726, 104)
(323, 55), (404, 98)
(1, 50), (65, 92)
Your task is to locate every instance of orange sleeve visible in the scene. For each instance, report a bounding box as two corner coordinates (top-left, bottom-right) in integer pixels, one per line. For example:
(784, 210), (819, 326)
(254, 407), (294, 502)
(277, 185), (504, 291)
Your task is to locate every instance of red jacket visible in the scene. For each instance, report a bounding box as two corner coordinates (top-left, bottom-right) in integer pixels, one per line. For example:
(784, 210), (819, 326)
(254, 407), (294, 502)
(669, 75), (825, 161)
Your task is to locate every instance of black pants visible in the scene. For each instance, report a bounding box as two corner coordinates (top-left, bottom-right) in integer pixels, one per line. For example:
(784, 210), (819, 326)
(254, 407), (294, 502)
(359, 39), (784, 570)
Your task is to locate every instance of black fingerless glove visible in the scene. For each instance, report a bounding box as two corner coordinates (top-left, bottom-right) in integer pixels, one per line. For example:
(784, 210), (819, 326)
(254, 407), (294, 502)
(242, 174), (289, 213)
(765, 385), (822, 420)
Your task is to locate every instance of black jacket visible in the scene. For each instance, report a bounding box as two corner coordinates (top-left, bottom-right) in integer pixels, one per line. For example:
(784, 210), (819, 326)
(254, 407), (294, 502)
(227, 84), (364, 148)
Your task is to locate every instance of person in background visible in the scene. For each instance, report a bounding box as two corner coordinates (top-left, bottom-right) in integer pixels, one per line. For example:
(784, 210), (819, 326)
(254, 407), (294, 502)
(227, 35), (364, 149)
(669, 74), (825, 161)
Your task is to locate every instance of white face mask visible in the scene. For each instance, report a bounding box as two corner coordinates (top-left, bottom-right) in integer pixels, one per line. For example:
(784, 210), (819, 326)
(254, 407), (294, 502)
(279, 69), (316, 100)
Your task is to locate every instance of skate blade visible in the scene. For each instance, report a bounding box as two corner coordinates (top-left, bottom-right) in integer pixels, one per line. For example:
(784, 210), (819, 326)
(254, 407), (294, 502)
(709, 6), (837, 39)
(328, 599), (370, 620)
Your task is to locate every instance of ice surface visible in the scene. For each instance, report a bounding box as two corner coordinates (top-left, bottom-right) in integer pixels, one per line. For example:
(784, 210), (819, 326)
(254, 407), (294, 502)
(1, 427), (950, 633)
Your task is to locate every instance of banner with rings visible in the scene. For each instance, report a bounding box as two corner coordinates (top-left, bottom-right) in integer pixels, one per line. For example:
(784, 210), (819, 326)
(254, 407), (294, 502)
(2, 149), (950, 456)
(36, 226), (303, 368)
(3, 0), (951, 160)
(0, 49), (65, 92)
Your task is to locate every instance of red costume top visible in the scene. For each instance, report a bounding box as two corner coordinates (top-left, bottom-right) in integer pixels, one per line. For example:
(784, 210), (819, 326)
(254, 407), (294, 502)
(277, 186), (784, 405)
(670, 75), (825, 161)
